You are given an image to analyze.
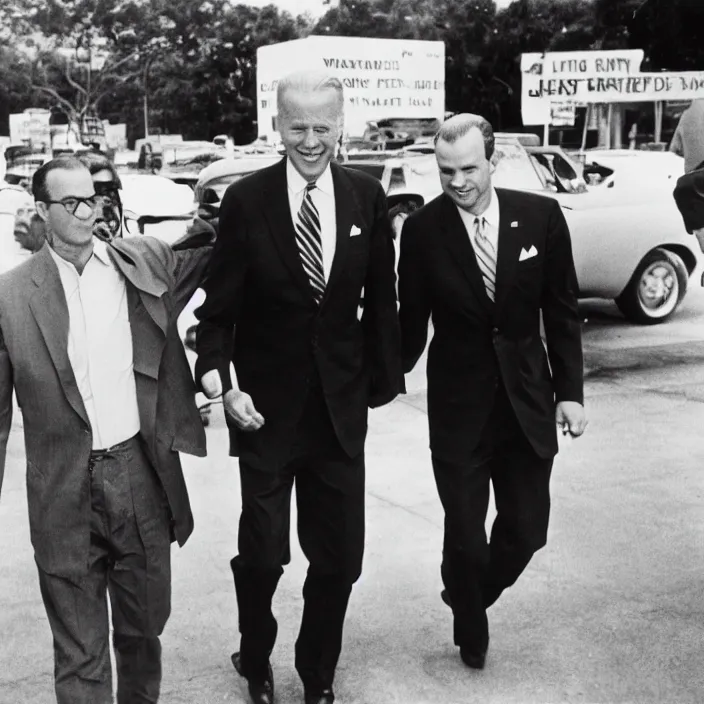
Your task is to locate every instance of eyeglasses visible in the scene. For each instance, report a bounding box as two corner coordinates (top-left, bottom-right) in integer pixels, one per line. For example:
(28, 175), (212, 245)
(42, 196), (99, 220)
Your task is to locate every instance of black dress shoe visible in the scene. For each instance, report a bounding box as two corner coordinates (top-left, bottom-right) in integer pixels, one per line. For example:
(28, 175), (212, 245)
(460, 641), (488, 670)
(304, 687), (335, 704)
(232, 651), (275, 704)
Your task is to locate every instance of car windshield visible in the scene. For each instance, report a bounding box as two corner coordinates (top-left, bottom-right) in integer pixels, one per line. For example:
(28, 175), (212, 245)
(492, 141), (545, 191)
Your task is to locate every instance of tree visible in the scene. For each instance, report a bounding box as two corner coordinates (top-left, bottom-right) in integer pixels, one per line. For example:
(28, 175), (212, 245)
(627, 0), (704, 70)
(0, 46), (42, 135)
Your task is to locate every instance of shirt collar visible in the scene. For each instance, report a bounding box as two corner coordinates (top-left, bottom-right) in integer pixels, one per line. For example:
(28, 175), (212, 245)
(47, 237), (112, 273)
(286, 158), (334, 197)
(478, 189), (500, 230)
(91, 237), (112, 266)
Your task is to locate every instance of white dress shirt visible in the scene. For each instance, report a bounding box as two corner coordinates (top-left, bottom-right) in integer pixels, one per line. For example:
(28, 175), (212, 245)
(287, 159), (337, 281)
(456, 188), (501, 254)
(49, 239), (141, 449)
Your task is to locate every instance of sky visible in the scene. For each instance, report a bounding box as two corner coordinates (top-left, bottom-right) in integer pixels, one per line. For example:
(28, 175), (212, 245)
(243, 0), (515, 19)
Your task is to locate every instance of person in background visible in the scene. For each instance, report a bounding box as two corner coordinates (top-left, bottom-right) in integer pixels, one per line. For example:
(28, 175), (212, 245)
(13, 204), (46, 253)
(195, 70), (403, 704)
(0, 156), (212, 704)
(76, 150), (125, 241)
(398, 113), (586, 671)
(670, 99), (704, 174)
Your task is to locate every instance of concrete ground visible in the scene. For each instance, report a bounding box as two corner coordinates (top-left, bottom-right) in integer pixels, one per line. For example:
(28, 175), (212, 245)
(2, 290), (704, 703)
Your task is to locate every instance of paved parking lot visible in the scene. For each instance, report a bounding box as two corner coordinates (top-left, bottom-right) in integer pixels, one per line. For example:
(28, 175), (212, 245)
(2, 285), (704, 703)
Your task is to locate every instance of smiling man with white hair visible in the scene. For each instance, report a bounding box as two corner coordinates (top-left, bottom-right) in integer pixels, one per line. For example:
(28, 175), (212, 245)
(195, 69), (403, 704)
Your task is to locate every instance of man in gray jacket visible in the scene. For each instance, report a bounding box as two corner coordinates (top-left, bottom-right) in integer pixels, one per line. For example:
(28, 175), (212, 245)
(0, 156), (210, 703)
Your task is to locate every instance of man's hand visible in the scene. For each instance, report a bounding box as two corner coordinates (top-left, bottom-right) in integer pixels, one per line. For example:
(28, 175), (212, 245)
(223, 390), (265, 432)
(556, 401), (587, 438)
(200, 370), (223, 399)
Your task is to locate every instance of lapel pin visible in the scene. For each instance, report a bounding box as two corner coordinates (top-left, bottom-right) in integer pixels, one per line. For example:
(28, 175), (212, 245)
(510, 221), (519, 228)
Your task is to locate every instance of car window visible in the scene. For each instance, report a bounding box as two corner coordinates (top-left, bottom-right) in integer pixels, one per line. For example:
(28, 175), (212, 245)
(492, 142), (545, 191)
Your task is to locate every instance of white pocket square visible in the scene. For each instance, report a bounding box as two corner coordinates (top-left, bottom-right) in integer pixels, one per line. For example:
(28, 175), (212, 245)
(350, 225), (362, 237)
(510, 221), (519, 228)
(519, 245), (538, 261)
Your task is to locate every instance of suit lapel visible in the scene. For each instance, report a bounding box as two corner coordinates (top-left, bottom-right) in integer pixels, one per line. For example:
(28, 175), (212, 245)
(108, 241), (169, 336)
(439, 195), (493, 315)
(320, 162), (362, 307)
(262, 158), (317, 302)
(493, 189), (525, 317)
(28, 247), (89, 426)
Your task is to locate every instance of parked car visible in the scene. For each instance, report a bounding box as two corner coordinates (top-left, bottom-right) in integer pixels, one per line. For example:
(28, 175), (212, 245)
(192, 155), (283, 230)
(121, 174), (197, 244)
(525, 145), (588, 194)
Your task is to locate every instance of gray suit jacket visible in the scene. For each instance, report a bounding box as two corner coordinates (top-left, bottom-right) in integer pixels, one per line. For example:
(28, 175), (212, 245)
(0, 236), (210, 580)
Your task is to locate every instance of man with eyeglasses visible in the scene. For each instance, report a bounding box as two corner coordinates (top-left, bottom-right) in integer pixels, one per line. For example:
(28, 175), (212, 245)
(0, 155), (212, 703)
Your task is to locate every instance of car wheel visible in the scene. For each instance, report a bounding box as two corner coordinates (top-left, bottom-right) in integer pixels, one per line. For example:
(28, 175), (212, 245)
(615, 248), (688, 324)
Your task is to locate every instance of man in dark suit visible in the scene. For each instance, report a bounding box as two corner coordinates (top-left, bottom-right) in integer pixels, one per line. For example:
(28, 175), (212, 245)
(398, 114), (587, 670)
(0, 156), (211, 703)
(195, 70), (403, 704)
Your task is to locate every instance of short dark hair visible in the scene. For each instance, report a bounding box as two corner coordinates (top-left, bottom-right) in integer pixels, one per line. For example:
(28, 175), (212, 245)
(32, 156), (90, 203)
(435, 113), (495, 160)
(76, 150), (122, 188)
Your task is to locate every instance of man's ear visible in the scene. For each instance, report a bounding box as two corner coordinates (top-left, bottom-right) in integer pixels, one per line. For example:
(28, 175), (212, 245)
(35, 201), (50, 223)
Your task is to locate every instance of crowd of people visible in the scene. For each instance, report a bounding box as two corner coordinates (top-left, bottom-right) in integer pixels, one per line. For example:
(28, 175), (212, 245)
(13, 67), (704, 704)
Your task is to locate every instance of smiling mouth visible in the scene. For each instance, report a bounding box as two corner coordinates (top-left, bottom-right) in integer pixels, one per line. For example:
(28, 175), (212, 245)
(299, 152), (323, 162)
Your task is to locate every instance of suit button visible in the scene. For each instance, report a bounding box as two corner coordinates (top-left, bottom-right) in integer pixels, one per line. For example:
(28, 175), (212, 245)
(492, 327), (499, 334)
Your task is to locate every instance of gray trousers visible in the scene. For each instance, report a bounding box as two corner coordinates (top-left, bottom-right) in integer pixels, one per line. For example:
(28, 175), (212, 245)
(36, 435), (172, 704)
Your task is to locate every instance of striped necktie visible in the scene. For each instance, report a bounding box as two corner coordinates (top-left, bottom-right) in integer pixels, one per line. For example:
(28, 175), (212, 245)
(473, 216), (496, 302)
(295, 182), (326, 302)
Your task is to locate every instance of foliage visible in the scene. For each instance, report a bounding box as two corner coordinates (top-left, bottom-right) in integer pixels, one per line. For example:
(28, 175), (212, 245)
(1, 0), (702, 145)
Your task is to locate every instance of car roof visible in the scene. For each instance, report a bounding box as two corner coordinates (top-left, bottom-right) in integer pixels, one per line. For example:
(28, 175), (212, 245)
(195, 155), (283, 188)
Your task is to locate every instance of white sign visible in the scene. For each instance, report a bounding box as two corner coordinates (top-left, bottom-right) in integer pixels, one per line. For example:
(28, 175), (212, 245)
(550, 103), (576, 127)
(541, 49), (644, 78)
(9, 110), (51, 148)
(522, 49), (704, 125)
(256, 36), (445, 139)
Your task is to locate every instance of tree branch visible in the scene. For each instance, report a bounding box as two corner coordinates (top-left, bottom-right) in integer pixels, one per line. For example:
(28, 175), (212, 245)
(99, 49), (140, 76)
(31, 84), (77, 117)
(64, 63), (89, 98)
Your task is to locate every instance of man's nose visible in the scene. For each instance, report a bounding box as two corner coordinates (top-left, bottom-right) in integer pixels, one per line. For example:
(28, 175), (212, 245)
(302, 128), (318, 149)
(449, 171), (465, 188)
(75, 201), (97, 221)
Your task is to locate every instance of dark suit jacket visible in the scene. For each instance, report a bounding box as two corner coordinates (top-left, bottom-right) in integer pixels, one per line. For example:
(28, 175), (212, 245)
(398, 189), (584, 462)
(0, 236), (210, 581)
(195, 158), (403, 467)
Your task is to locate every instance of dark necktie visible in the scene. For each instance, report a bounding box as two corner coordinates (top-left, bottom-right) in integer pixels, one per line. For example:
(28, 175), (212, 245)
(295, 182), (325, 302)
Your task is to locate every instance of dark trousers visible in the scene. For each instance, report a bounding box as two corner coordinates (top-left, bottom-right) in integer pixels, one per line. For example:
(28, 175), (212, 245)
(431, 386), (553, 654)
(37, 435), (172, 704)
(233, 382), (365, 693)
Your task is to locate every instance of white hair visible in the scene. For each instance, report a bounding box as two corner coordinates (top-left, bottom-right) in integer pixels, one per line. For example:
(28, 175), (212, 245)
(276, 70), (344, 119)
